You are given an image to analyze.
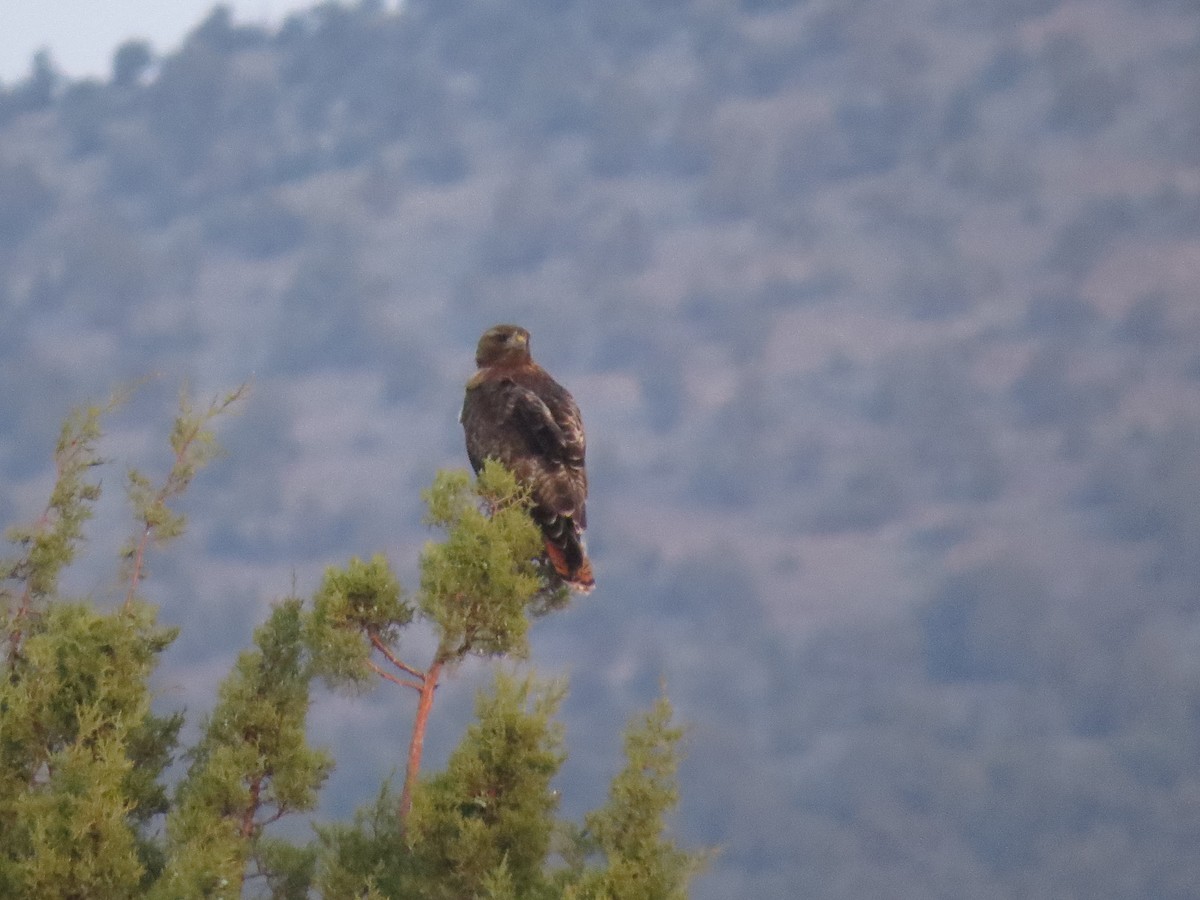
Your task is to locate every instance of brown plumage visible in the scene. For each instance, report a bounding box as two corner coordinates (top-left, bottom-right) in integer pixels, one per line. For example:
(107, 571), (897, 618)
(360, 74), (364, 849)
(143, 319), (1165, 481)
(460, 324), (594, 593)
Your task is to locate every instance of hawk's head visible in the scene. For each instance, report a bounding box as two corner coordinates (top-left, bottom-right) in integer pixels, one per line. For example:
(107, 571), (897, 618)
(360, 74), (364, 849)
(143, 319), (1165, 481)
(475, 324), (532, 367)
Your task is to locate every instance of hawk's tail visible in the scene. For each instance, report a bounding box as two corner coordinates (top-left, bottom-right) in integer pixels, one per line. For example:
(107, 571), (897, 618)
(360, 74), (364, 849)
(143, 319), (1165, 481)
(543, 531), (595, 594)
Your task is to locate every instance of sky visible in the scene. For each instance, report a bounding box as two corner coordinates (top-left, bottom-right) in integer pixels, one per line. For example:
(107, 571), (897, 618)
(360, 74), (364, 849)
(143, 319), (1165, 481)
(2, 1), (316, 84)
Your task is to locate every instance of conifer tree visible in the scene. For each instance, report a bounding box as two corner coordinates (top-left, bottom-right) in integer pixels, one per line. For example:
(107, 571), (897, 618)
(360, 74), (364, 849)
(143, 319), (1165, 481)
(317, 672), (567, 899)
(563, 696), (705, 900)
(405, 672), (566, 899)
(153, 598), (331, 899)
(0, 388), (243, 897)
(2, 395), (704, 899)
(3, 400), (109, 655)
(307, 460), (567, 824)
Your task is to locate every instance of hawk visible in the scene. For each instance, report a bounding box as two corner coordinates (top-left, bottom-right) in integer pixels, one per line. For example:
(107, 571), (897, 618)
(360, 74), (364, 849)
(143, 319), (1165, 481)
(460, 324), (594, 593)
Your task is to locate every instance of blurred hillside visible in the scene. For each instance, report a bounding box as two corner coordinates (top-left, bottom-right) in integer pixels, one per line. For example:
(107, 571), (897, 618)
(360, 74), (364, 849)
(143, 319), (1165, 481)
(2, 0), (1200, 896)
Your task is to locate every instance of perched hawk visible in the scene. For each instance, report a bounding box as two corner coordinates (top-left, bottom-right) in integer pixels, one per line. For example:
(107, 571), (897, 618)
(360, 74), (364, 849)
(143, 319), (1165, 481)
(460, 324), (594, 593)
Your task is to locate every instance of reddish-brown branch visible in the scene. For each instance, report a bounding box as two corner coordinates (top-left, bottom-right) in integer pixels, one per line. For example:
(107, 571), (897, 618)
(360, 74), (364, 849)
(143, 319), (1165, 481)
(260, 805), (289, 828)
(8, 585), (35, 659)
(366, 659), (423, 692)
(241, 774), (263, 839)
(13, 441), (73, 624)
(398, 658), (443, 823)
(15, 583), (33, 622)
(231, 773), (265, 899)
(11, 442), (74, 642)
(370, 632), (425, 680)
(123, 524), (153, 611)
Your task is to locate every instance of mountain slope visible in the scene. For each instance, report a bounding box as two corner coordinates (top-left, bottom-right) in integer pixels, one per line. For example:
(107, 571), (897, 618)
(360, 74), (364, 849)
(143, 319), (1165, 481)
(2, 0), (1199, 895)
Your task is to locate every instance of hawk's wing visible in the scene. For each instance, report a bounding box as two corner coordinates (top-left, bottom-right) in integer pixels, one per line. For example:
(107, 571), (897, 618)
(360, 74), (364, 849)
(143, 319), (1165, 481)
(462, 373), (587, 522)
(507, 383), (571, 461)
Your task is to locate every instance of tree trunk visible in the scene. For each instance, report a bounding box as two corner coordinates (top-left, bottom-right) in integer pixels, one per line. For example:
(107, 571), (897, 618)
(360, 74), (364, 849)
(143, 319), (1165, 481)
(399, 658), (443, 823)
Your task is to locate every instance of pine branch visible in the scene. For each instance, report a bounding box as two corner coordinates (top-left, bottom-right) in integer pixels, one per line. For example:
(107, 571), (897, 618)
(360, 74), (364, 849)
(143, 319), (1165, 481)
(5, 398), (110, 660)
(241, 775), (264, 840)
(370, 631), (425, 680)
(366, 658), (423, 692)
(122, 383), (248, 610)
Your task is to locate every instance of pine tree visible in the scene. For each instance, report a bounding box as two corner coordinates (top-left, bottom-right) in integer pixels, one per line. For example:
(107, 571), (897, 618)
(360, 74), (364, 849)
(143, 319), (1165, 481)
(1, 395), (704, 898)
(3, 400), (109, 654)
(307, 460), (568, 824)
(405, 672), (566, 899)
(153, 598), (331, 899)
(0, 601), (176, 897)
(564, 696), (706, 900)
(0, 389), (243, 897)
(317, 672), (566, 899)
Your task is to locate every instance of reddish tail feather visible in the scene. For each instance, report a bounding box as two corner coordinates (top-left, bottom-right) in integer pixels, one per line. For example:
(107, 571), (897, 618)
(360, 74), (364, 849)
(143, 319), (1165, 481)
(544, 538), (595, 594)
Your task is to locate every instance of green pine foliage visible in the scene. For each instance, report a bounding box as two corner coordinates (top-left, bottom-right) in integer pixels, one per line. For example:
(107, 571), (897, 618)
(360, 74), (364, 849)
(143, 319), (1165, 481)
(318, 679), (703, 900)
(0, 602), (177, 898)
(419, 461), (567, 660)
(317, 674), (567, 899)
(122, 385), (248, 608)
(0, 389), (235, 898)
(154, 598), (332, 898)
(565, 697), (706, 900)
(307, 460), (575, 831)
(3, 398), (109, 636)
(405, 673), (567, 900)
(1, 396), (702, 899)
(307, 554), (413, 689)
(312, 782), (405, 899)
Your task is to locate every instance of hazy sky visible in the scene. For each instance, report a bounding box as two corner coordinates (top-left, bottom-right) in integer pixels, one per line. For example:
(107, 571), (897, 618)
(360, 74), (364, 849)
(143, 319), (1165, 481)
(2, 1), (317, 84)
